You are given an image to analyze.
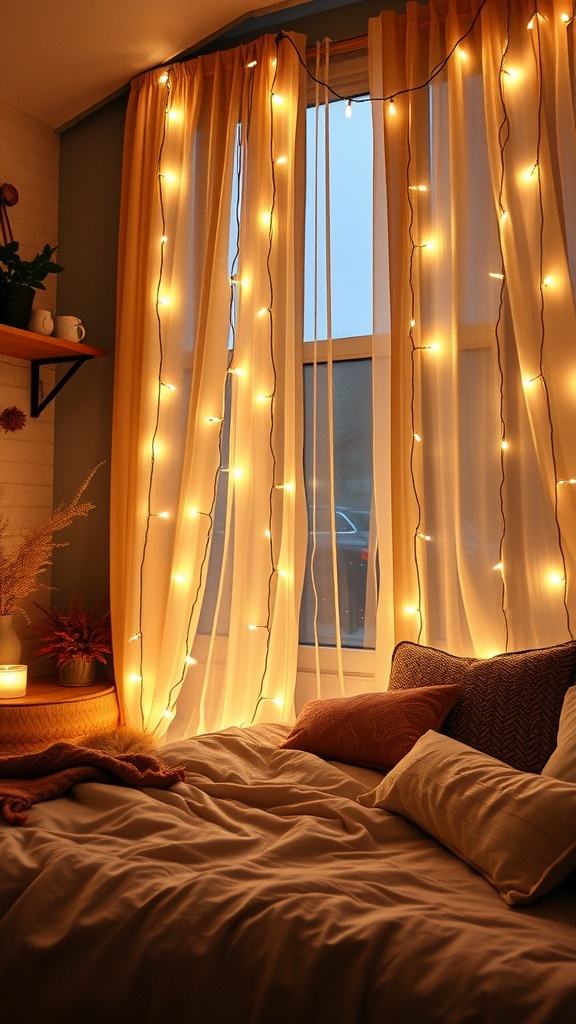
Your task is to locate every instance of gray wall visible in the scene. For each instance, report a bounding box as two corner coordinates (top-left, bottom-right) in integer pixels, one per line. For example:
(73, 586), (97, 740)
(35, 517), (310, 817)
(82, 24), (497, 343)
(52, 94), (126, 611)
(53, 0), (407, 611)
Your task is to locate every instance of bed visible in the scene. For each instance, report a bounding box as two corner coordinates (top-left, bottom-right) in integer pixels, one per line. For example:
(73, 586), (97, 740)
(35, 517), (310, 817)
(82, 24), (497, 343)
(1, 640), (576, 1024)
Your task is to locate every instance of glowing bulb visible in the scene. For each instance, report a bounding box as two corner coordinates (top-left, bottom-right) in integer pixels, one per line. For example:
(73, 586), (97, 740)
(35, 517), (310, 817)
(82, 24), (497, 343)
(129, 632), (141, 642)
(260, 209), (272, 228)
(275, 482), (294, 491)
(160, 235), (168, 243)
(185, 656), (197, 666)
(264, 529), (271, 539)
(257, 307), (269, 317)
(168, 109), (181, 121)
(129, 674), (143, 683)
(161, 381), (176, 391)
(345, 100), (352, 118)
(232, 467), (243, 480)
(154, 510), (170, 519)
(158, 296), (170, 306)
(542, 275), (554, 288)
(501, 439), (509, 451)
(246, 59), (257, 68)
(206, 416), (222, 423)
(227, 367), (244, 376)
(417, 533), (431, 541)
(499, 210), (509, 224)
(158, 73), (169, 84)
(388, 97), (397, 116)
(489, 272), (505, 280)
(493, 562), (503, 573)
(420, 239), (436, 250)
(404, 605), (418, 616)
(173, 573), (186, 584)
(410, 318), (416, 327)
(271, 93), (284, 105)
(522, 163), (538, 181)
(408, 184), (427, 192)
(549, 571), (566, 587)
(457, 47), (469, 61)
(414, 432), (422, 442)
(271, 697), (284, 708)
(502, 67), (521, 82)
(426, 341), (441, 352)
(160, 171), (177, 183)
(275, 156), (287, 165)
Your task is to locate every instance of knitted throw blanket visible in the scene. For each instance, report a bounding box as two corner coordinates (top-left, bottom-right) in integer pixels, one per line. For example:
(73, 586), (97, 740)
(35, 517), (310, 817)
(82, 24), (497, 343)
(0, 742), (186, 825)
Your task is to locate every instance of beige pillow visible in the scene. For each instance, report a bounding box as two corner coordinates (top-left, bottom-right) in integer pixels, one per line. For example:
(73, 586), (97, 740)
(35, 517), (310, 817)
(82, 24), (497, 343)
(388, 640), (576, 773)
(542, 686), (576, 783)
(358, 730), (576, 905)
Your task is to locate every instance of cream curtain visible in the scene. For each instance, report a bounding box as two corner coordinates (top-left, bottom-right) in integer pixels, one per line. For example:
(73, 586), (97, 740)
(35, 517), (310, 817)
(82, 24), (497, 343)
(369, 0), (576, 658)
(111, 33), (307, 738)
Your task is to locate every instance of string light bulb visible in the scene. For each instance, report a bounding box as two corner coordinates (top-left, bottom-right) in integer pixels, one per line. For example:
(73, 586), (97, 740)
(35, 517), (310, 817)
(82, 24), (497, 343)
(345, 100), (352, 118)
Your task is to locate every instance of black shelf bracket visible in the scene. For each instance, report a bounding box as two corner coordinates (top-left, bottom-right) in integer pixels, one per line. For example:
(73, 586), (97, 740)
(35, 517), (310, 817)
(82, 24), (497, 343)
(30, 355), (93, 418)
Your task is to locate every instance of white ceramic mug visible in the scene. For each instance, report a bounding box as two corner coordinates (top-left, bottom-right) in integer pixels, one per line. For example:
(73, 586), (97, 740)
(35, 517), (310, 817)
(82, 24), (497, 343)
(28, 308), (54, 335)
(54, 315), (86, 342)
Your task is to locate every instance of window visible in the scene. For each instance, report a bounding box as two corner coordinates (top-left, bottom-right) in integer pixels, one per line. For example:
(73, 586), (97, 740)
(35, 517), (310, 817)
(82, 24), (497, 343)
(300, 90), (376, 650)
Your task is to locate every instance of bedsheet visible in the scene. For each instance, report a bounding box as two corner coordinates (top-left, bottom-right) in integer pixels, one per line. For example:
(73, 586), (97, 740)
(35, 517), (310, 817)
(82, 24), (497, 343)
(1, 722), (575, 1024)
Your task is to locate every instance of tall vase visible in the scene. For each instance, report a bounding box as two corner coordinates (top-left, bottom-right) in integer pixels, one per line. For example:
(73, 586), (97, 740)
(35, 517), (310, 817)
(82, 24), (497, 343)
(0, 614), (22, 664)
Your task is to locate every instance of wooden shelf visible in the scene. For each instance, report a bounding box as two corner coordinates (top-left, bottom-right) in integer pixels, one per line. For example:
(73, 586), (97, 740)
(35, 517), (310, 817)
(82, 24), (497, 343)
(0, 322), (106, 416)
(0, 322), (105, 361)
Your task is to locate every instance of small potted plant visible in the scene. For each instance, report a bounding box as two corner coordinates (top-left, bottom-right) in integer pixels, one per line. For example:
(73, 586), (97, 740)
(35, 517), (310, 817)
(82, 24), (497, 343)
(33, 594), (112, 686)
(0, 240), (65, 329)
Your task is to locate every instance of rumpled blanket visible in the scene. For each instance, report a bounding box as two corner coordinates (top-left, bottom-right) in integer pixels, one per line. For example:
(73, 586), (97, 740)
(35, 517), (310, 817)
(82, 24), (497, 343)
(0, 742), (186, 825)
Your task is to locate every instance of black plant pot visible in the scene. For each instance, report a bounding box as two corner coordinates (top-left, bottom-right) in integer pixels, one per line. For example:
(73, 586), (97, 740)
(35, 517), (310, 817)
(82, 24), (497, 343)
(0, 281), (35, 329)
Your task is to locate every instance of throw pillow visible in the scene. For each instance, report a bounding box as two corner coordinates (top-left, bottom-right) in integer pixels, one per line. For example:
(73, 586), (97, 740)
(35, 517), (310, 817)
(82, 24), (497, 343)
(278, 684), (462, 770)
(358, 729), (576, 906)
(388, 640), (576, 773)
(542, 685), (576, 783)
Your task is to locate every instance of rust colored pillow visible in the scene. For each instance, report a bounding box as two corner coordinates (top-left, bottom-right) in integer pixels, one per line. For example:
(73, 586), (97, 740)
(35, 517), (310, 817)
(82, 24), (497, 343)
(278, 685), (463, 771)
(388, 640), (576, 774)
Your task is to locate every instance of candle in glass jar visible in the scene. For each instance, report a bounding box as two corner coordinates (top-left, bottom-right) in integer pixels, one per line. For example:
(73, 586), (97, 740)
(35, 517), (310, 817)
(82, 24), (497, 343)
(0, 664), (27, 698)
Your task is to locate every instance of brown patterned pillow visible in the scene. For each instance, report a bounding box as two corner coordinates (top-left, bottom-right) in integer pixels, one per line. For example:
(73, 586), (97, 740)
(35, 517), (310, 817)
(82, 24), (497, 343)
(388, 641), (576, 773)
(278, 684), (462, 771)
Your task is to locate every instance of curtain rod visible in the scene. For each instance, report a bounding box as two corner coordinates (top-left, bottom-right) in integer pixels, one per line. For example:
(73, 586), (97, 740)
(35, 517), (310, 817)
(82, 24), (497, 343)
(305, 34), (367, 59)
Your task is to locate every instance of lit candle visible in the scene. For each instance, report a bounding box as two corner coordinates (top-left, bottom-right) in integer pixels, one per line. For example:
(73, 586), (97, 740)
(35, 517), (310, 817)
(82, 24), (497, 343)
(0, 664), (27, 698)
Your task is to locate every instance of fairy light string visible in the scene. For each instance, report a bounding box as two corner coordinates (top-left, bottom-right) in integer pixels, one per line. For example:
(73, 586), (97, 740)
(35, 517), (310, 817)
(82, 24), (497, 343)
(529, 8), (573, 637)
(133, 66), (173, 729)
(494, 0), (512, 651)
(249, 35), (284, 724)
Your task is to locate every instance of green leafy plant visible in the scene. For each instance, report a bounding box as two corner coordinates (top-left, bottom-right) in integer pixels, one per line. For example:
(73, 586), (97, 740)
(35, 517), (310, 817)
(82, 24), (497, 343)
(33, 593), (112, 666)
(0, 240), (64, 290)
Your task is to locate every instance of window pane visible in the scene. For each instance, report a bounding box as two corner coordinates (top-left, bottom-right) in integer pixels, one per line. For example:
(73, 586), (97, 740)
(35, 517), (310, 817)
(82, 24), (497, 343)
(304, 98), (373, 342)
(300, 359), (375, 648)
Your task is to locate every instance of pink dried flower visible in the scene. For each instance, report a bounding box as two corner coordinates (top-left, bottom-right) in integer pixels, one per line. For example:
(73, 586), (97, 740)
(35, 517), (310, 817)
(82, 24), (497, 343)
(0, 406), (26, 432)
(33, 594), (112, 666)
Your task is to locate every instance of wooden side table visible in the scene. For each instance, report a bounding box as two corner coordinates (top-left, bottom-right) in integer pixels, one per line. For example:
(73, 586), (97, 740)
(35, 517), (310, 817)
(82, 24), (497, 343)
(0, 676), (119, 754)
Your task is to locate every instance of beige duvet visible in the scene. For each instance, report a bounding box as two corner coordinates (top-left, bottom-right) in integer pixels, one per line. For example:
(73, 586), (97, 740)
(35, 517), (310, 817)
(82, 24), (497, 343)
(1, 722), (575, 1024)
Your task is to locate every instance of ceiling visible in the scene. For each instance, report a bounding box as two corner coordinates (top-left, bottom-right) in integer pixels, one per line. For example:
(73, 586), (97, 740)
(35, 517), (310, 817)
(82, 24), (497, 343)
(0, 0), (304, 130)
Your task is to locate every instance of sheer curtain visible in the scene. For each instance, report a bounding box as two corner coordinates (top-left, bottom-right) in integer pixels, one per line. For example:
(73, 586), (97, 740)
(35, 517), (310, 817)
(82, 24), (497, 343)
(111, 33), (308, 738)
(369, 0), (576, 658)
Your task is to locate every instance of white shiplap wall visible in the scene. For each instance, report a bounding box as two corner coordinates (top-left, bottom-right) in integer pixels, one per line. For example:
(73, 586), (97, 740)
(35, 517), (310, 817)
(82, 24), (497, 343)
(0, 98), (59, 665)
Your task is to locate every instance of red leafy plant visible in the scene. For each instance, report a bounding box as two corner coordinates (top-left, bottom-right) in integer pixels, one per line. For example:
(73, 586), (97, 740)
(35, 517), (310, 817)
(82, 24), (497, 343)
(33, 594), (112, 666)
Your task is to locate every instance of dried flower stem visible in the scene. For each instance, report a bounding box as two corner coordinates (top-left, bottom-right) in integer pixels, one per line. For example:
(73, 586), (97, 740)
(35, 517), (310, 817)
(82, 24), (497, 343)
(0, 462), (104, 616)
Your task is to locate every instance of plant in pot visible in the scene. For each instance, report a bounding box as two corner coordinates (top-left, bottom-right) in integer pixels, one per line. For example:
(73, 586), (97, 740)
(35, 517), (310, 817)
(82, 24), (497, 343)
(0, 240), (64, 329)
(33, 594), (112, 687)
